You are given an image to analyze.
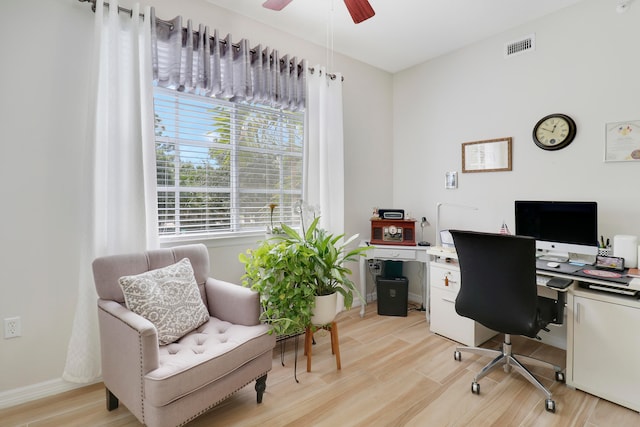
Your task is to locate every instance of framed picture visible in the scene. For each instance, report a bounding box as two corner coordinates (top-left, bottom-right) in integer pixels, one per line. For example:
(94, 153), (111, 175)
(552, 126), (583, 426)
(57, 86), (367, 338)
(604, 120), (640, 162)
(445, 171), (458, 189)
(462, 137), (512, 173)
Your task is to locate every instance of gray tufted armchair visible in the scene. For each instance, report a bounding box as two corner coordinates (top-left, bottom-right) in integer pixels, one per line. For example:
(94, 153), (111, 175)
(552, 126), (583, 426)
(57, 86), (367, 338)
(92, 244), (275, 427)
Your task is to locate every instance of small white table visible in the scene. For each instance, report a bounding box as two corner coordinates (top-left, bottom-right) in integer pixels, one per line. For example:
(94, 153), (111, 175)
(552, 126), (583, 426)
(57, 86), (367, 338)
(358, 241), (430, 318)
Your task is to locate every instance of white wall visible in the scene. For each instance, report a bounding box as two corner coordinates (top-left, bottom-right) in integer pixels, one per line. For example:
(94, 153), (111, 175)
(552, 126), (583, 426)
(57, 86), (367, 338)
(0, 0), (94, 398)
(0, 0), (392, 401)
(393, 0), (640, 249)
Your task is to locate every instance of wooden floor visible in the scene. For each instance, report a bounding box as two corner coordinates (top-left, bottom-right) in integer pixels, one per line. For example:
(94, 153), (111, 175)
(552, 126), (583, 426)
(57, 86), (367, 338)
(2, 303), (638, 427)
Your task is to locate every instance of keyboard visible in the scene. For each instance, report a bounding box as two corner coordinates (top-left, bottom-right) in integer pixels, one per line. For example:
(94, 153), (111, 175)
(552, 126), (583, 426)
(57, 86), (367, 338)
(582, 283), (638, 296)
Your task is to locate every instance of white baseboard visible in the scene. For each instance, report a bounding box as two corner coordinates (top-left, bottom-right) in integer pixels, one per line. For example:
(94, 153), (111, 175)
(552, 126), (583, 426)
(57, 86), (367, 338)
(0, 377), (100, 410)
(408, 291), (423, 306)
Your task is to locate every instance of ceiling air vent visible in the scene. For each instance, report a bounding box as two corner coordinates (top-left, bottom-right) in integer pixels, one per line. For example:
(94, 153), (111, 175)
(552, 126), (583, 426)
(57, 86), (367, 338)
(504, 34), (535, 58)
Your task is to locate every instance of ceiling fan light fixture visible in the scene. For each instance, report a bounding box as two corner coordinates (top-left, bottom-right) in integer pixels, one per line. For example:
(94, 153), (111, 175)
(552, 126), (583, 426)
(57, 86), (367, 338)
(344, 0), (375, 24)
(262, 0), (375, 25)
(262, 0), (293, 11)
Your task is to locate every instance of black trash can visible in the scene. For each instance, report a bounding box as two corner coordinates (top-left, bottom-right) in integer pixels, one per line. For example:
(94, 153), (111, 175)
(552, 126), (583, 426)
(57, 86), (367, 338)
(376, 276), (408, 316)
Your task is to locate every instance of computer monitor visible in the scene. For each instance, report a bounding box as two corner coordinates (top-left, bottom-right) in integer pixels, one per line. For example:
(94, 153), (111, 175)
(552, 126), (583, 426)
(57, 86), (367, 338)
(514, 200), (598, 263)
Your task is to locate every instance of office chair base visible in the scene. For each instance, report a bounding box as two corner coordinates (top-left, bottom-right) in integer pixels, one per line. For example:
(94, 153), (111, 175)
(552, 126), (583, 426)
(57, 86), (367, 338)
(454, 335), (563, 413)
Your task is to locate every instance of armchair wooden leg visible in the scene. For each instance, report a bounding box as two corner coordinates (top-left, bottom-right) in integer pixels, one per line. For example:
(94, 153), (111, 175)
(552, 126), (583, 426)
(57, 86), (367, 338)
(106, 388), (119, 411)
(255, 374), (268, 403)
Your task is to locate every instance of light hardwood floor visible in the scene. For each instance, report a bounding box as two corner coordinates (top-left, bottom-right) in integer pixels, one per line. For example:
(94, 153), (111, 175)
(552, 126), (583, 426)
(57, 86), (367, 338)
(2, 303), (638, 427)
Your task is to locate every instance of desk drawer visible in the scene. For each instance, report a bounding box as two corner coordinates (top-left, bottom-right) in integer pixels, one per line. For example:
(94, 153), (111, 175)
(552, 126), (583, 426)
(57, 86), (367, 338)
(430, 263), (460, 292)
(430, 287), (473, 344)
(373, 248), (416, 260)
(430, 286), (496, 346)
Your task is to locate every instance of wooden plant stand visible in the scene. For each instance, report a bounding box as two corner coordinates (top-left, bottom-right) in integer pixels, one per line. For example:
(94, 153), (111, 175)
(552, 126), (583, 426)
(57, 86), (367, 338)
(304, 321), (341, 372)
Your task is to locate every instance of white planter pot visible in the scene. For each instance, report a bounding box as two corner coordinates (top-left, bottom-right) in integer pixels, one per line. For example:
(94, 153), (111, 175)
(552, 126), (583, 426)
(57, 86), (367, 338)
(311, 293), (338, 326)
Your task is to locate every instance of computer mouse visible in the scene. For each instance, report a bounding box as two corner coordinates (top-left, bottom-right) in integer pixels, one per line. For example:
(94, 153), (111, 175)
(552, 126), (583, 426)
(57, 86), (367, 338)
(547, 262), (560, 268)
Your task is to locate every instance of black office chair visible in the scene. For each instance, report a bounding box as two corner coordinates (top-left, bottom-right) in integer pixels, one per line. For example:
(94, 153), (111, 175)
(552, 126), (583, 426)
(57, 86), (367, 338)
(450, 230), (565, 413)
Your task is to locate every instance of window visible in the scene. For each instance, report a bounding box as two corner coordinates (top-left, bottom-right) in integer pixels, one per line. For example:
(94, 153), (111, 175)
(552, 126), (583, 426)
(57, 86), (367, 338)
(153, 87), (304, 238)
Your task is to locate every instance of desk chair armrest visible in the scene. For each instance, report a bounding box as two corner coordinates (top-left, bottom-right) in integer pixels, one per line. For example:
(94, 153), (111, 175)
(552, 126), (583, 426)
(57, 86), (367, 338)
(537, 292), (566, 327)
(205, 278), (261, 326)
(546, 277), (573, 290)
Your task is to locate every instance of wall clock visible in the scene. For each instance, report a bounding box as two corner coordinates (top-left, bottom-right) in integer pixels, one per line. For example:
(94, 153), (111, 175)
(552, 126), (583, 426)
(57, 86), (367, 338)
(532, 113), (577, 150)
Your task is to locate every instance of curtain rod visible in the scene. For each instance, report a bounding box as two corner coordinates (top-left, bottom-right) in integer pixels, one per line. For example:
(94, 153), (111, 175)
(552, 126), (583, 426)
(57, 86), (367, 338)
(78, 0), (342, 81)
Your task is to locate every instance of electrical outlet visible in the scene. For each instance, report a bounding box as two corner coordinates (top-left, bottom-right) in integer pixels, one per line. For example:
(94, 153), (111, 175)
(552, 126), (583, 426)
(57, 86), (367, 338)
(367, 260), (382, 276)
(4, 317), (21, 339)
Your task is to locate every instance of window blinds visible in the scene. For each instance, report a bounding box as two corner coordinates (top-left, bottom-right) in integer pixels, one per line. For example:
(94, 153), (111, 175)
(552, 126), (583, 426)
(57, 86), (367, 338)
(154, 87), (304, 236)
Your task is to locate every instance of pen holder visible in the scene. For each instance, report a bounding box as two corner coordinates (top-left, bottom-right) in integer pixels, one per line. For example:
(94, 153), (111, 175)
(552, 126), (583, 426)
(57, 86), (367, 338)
(598, 247), (612, 256)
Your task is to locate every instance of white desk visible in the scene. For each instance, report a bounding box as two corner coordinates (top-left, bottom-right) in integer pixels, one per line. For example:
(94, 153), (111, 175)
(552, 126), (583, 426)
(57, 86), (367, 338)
(426, 245), (640, 413)
(358, 241), (430, 317)
(537, 265), (640, 412)
(426, 247), (568, 348)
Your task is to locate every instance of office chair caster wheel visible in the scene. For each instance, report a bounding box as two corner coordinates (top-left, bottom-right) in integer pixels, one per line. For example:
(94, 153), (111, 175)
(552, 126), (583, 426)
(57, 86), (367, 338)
(471, 382), (480, 394)
(555, 371), (565, 383)
(454, 351), (462, 361)
(545, 399), (556, 413)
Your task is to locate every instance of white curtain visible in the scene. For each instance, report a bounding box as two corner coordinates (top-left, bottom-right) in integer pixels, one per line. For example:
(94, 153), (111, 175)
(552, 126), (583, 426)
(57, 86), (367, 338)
(63, 0), (158, 383)
(304, 66), (345, 234)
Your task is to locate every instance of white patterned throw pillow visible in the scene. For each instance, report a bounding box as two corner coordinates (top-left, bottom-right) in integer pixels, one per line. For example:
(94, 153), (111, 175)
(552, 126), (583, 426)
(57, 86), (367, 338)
(118, 258), (210, 345)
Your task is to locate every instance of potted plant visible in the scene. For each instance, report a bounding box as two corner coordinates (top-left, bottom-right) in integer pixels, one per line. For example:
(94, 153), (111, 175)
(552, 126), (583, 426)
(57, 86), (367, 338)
(265, 203), (284, 235)
(239, 205), (370, 335)
(306, 224), (369, 325)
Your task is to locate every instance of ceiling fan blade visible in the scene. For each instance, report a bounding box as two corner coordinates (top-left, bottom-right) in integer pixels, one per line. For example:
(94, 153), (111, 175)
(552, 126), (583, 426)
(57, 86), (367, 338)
(262, 0), (293, 11)
(344, 0), (375, 24)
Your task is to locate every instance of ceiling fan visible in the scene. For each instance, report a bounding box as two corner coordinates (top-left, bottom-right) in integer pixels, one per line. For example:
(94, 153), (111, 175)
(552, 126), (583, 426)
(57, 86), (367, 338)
(262, 0), (375, 24)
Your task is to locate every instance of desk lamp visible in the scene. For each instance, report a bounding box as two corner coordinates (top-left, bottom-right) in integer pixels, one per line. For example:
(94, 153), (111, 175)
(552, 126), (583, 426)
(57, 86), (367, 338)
(418, 217), (430, 246)
(435, 202), (479, 246)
